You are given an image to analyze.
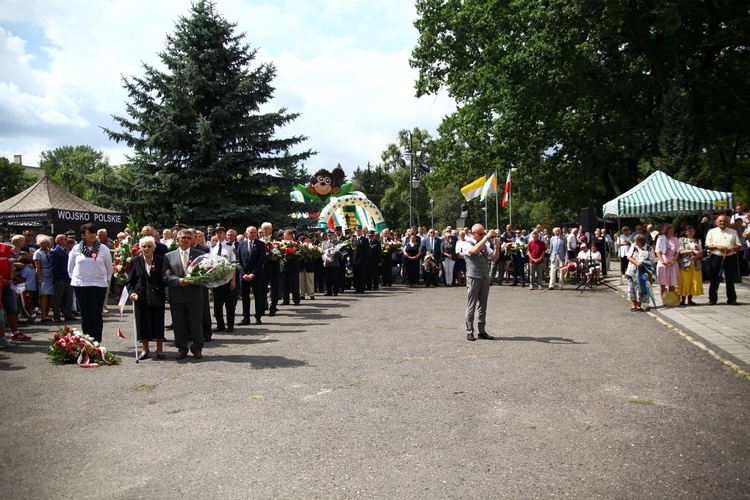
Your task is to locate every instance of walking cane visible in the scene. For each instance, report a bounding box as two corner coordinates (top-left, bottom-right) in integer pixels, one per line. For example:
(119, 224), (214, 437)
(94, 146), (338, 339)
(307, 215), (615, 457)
(132, 298), (139, 364)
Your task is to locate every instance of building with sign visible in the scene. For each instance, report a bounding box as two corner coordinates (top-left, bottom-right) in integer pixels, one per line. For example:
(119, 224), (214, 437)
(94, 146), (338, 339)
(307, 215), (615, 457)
(0, 175), (125, 237)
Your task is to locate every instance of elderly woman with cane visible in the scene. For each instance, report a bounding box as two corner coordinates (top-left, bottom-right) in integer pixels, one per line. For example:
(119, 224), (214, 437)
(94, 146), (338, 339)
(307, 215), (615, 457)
(125, 236), (166, 359)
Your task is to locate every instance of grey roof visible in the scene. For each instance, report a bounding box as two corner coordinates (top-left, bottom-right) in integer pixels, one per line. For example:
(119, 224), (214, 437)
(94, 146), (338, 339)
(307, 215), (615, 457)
(0, 175), (119, 214)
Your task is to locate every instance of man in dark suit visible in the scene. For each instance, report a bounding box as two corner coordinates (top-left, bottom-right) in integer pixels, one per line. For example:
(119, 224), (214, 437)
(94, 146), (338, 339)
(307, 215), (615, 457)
(162, 229), (205, 360)
(366, 230), (382, 290)
(48, 233), (74, 321)
(237, 226), (266, 325)
(260, 222), (281, 316)
(351, 226), (369, 293)
(142, 226), (169, 256)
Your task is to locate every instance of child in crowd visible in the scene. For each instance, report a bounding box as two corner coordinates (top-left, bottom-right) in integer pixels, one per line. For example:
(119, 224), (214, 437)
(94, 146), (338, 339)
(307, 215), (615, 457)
(0, 281), (12, 347)
(17, 256), (39, 310)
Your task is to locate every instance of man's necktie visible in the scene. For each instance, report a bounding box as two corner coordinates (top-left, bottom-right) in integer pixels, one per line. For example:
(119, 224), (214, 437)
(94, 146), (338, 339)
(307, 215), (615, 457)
(181, 250), (188, 270)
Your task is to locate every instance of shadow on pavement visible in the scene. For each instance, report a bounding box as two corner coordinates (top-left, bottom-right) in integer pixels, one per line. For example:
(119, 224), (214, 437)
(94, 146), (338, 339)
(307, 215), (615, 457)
(491, 336), (585, 344)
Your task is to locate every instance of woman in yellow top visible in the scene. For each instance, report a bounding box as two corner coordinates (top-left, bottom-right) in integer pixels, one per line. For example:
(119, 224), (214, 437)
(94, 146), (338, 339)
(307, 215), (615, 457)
(677, 225), (704, 305)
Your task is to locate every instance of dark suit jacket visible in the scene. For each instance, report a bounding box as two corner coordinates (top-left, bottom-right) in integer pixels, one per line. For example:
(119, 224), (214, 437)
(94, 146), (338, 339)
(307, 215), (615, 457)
(125, 254), (164, 300)
(48, 246), (70, 282)
(352, 235), (369, 266)
(236, 238), (266, 277)
(162, 247), (205, 304)
(154, 241), (169, 257)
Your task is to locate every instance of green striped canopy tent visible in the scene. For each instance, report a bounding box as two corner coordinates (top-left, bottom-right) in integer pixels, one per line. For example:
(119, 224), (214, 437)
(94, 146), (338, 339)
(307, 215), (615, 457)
(602, 170), (734, 218)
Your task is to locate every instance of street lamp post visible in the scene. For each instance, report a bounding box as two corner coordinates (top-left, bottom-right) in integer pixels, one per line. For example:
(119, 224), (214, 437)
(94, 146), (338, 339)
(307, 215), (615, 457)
(405, 131), (419, 228)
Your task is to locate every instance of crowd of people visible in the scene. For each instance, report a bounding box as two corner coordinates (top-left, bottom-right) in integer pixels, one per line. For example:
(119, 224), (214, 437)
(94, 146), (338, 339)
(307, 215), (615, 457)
(0, 201), (747, 350)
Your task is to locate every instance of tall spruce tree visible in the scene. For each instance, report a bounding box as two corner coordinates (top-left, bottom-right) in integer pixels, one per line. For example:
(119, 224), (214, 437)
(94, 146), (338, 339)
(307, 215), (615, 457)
(104, 0), (313, 228)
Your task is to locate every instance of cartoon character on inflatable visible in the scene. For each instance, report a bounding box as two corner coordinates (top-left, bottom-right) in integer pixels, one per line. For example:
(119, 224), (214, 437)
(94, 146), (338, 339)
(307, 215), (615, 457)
(290, 167), (386, 232)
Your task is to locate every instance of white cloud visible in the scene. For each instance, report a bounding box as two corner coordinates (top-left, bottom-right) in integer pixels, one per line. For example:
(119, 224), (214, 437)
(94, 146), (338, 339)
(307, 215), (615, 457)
(0, 0), (455, 176)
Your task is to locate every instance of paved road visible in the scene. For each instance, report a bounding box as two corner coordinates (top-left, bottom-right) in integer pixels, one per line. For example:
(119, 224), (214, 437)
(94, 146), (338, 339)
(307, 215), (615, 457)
(1, 282), (748, 498)
(609, 276), (750, 373)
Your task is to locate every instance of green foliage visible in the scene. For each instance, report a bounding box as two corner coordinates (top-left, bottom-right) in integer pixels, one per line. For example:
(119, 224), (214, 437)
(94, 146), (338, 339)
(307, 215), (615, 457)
(411, 0), (750, 221)
(0, 157), (36, 201)
(352, 162), (391, 206)
(103, 0), (313, 229)
(39, 145), (109, 200)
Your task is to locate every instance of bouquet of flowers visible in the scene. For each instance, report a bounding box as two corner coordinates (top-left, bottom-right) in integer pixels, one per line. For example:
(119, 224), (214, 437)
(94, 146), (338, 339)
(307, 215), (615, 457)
(278, 240), (300, 261)
(382, 240), (403, 255)
(335, 238), (352, 256)
(113, 216), (142, 284)
(263, 238), (283, 262)
(502, 242), (527, 256)
(184, 254), (239, 288)
(48, 326), (120, 366)
(423, 251), (438, 273)
(298, 241), (322, 260)
(113, 239), (140, 284)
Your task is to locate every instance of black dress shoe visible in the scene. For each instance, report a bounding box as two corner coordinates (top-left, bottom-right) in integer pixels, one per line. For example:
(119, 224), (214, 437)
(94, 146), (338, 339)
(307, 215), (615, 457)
(156, 353), (166, 360)
(214, 326), (226, 332)
(255, 317), (262, 325)
(204, 337), (212, 342)
(727, 301), (741, 305)
(467, 333), (476, 341)
(226, 327), (234, 333)
(282, 301), (290, 306)
(269, 308), (277, 317)
(477, 333), (494, 340)
(238, 318), (251, 325)
(138, 352), (149, 360)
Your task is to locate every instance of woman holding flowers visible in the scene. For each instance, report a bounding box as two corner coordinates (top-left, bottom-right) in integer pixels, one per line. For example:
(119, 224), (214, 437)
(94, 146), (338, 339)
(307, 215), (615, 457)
(68, 223), (113, 343)
(126, 236), (166, 359)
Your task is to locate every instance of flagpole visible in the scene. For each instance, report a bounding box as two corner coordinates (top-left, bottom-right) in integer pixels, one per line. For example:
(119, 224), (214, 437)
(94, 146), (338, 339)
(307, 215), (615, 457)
(494, 170), (499, 230)
(509, 169), (512, 228)
(484, 196), (488, 228)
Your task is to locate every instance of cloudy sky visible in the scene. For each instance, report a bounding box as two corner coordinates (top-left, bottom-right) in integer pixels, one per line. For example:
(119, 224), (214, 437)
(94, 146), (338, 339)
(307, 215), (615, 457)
(0, 0), (455, 176)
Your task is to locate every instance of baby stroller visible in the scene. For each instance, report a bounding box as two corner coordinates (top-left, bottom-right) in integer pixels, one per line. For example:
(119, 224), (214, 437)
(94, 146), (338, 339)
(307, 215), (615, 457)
(13, 283), (37, 324)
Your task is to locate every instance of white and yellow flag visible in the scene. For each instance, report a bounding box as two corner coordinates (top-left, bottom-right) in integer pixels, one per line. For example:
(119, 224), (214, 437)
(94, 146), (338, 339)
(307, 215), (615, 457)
(460, 175), (486, 201)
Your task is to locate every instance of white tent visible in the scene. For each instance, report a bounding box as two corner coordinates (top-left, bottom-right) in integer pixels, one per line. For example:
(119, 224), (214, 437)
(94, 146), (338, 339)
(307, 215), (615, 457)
(602, 170), (733, 218)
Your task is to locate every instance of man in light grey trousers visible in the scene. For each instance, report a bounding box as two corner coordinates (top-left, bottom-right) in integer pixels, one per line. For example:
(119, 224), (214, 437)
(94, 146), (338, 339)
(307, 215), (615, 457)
(458, 224), (501, 341)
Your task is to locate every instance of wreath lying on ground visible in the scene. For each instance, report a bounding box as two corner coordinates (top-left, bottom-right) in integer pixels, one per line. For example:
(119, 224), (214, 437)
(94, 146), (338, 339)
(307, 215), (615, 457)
(48, 327), (120, 367)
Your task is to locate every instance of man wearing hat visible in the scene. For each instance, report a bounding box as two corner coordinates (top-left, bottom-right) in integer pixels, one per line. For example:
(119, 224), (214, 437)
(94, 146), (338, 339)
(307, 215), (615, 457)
(351, 226), (369, 293)
(334, 227), (347, 293)
(366, 230), (382, 290)
(280, 229), (301, 305)
(210, 224), (237, 334)
(321, 229), (342, 296)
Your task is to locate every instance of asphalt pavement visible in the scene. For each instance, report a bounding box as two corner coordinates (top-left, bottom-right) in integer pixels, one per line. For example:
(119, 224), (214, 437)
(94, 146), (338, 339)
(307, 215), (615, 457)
(1, 278), (748, 499)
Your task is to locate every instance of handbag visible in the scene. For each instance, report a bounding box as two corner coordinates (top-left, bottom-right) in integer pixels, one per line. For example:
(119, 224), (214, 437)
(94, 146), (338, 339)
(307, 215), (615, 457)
(146, 282), (165, 307)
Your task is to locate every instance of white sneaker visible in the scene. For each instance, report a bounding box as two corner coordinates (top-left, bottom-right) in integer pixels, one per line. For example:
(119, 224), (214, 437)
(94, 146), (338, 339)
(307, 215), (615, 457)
(0, 338), (16, 348)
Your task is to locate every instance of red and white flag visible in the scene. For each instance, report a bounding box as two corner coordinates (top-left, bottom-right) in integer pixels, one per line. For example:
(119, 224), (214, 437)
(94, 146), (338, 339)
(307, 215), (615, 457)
(502, 171), (511, 208)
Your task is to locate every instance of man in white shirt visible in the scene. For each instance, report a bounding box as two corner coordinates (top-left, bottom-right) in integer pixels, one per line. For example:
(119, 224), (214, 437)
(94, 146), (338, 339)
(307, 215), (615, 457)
(566, 227), (578, 260)
(210, 224), (237, 333)
(730, 202), (747, 227)
(705, 215), (741, 305)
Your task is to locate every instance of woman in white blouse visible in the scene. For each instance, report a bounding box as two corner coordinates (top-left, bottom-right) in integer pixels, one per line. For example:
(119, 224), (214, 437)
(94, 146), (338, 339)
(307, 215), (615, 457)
(68, 223), (113, 342)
